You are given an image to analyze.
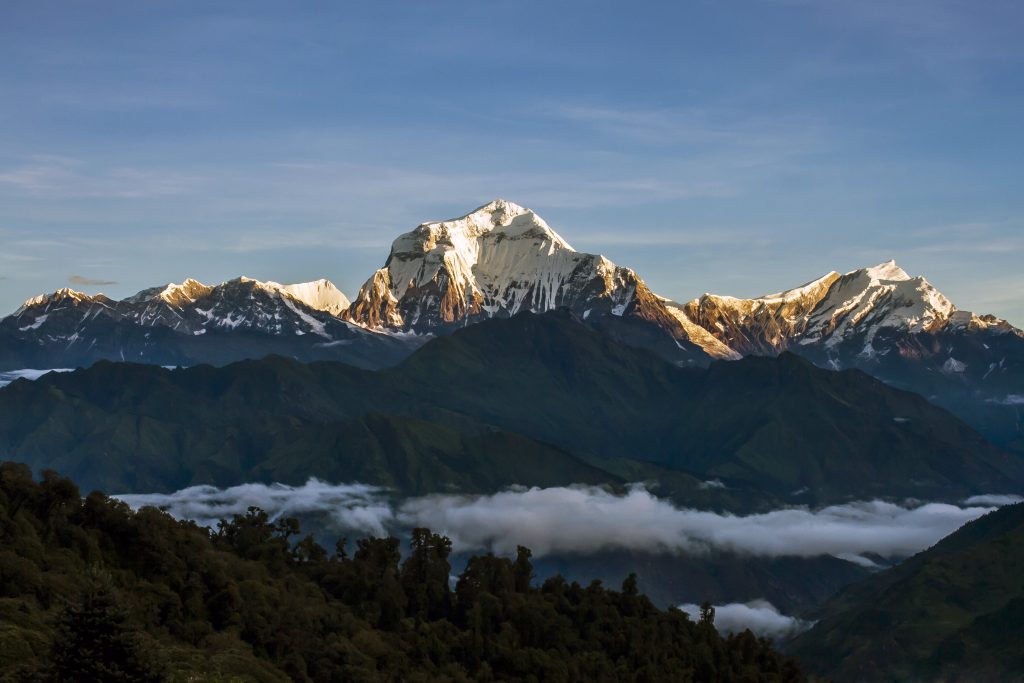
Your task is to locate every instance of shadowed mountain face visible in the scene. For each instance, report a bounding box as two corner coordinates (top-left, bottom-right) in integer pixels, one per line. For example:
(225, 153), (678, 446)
(1, 311), (1020, 505)
(789, 503), (1024, 683)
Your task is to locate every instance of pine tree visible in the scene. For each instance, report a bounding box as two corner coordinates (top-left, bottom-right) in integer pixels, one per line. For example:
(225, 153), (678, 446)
(47, 575), (163, 683)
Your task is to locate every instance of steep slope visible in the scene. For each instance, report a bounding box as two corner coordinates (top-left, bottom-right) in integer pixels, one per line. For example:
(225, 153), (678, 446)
(0, 356), (614, 495)
(682, 261), (966, 357)
(684, 261), (1024, 452)
(394, 313), (1022, 502)
(0, 277), (408, 371)
(668, 352), (1022, 501)
(683, 272), (841, 356)
(789, 503), (1024, 682)
(345, 199), (722, 362)
(1, 311), (1019, 505)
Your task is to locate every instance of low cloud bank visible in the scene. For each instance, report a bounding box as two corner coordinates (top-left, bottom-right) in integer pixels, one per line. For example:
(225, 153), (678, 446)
(398, 485), (995, 561)
(117, 479), (393, 536)
(116, 481), (1010, 563)
(964, 494), (1023, 506)
(678, 600), (812, 638)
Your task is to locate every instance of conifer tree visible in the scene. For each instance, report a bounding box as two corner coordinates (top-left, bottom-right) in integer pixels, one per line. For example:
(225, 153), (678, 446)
(47, 575), (163, 683)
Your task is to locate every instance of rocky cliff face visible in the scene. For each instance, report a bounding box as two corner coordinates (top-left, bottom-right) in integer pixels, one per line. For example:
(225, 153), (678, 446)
(345, 199), (722, 362)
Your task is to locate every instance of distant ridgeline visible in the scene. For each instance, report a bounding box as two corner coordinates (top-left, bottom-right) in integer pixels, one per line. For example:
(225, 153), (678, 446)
(0, 463), (802, 682)
(3, 200), (1022, 452)
(1, 312), (1020, 507)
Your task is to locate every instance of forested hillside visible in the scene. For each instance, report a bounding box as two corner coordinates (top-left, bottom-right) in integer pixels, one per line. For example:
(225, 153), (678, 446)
(2, 312), (1019, 507)
(790, 503), (1024, 682)
(0, 462), (802, 682)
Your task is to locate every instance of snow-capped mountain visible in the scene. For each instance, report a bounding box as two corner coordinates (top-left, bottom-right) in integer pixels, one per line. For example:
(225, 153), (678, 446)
(344, 199), (721, 361)
(2, 198), (1020, 450)
(0, 277), (406, 370)
(680, 260), (1024, 450)
(682, 259), (1020, 363)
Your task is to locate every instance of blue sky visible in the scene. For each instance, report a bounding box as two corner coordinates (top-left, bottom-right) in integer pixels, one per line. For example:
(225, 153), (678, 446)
(1, 0), (1022, 324)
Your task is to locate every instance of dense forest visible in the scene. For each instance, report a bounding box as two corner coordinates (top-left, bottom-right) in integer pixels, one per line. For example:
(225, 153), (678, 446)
(0, 462), (803, 682)
(790, 502), (1024, 682)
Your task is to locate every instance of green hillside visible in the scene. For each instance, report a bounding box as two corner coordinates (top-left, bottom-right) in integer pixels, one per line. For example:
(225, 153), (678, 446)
(789, 503), (1024, 682)
(0, 311), (1019, 506)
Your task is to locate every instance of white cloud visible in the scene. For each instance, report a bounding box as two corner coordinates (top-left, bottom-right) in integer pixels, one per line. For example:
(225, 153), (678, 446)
(397, 485), (995, 562)
(679, 600), (813, 638)
(963, 494), (1023, 506)
(116, 479), (394, 536)
(115, 481), (1013, 564)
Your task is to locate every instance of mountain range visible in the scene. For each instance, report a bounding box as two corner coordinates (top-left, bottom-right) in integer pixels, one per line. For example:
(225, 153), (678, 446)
(3, 199), (1021, 452)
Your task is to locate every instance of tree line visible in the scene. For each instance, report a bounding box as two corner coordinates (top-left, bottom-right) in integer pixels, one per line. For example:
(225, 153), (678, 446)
(0, 462), (803, 682)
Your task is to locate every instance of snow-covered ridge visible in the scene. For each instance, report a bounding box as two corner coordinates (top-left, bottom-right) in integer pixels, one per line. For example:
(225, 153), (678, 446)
(10, 276), (358, 342)
(121, 276), (350, 316)
(16, 287), (101, 314)
(342, 199), (719, 360)
(278, 279), (351, 316)
(6, 201), (1021, 371)
(681, 259), (1022, 362)
(350, 200), (650, 325)
(381, 198), (579, 308)
(803, 260), (956, 348)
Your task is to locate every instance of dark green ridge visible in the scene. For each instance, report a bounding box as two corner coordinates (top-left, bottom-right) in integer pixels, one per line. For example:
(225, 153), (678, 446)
(0, 310), (1020, 505)
(789, 503), (1024, 682)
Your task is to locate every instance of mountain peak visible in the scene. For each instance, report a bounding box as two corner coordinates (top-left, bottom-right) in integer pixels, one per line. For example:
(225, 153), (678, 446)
(220, 277), (350, 316)
(347, 201), (692, 344)
(17, 287), (94, 313)
(862, 260), (910, 283)
(159, 279), (213, 306)
(464, 198), (528, 220)
(279, 279), (350, 316)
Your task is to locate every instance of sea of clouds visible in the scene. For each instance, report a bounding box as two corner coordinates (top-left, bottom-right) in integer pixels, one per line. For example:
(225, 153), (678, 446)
(116, 481), (1022, 564)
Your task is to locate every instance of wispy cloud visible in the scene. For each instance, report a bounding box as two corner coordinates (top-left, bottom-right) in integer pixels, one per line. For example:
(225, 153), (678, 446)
(539, 102), (828, 164)
(679, 600), (813, 638)
(0, 156), (205, 199)
(68, 275), (118, 286)
(575, 228), (771, 249)
(116, 479), (394, 536)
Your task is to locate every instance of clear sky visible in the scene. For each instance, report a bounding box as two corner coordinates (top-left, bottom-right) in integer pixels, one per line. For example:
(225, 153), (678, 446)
(1, 0), (1022, 324)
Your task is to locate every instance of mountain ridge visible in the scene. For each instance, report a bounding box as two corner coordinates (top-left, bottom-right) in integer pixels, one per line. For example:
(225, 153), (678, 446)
(2, 310), (1020, 505)
(2, 200), (1021, 453)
